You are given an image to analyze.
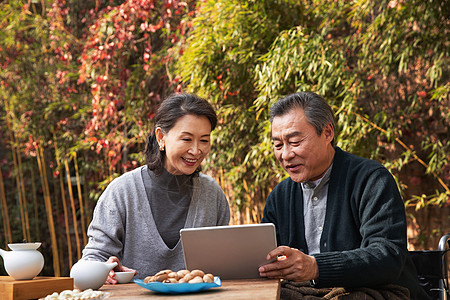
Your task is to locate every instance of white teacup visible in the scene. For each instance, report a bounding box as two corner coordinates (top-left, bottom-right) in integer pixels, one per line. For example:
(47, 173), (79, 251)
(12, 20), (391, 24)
(114, 271), (135, 284)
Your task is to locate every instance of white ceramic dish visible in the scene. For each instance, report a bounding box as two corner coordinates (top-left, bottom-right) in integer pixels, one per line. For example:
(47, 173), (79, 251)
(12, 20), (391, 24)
(114, 271), (135, 283)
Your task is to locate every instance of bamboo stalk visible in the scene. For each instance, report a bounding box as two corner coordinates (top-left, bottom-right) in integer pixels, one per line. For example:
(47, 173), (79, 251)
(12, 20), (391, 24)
(36, 145), (61, 276)
(30, 170), (40, 241)
(17, 150), (31, 241)
(0, 167), (12, 245)
(52, 171), (64, 274)
(54, 137), (74, 269)
(11, 141), (27, 241)
(245, 206), (250, 224)
(73, 153), (87, 246)
(83, 170), (91, 226)
(56, 157), (73, 267)
(65, 158), (82, 260)
(2, 103), (18, 243)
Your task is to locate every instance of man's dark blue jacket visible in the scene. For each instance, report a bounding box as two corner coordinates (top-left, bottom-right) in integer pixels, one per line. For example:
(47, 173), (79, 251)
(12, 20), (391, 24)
(262, 147), (429, 300)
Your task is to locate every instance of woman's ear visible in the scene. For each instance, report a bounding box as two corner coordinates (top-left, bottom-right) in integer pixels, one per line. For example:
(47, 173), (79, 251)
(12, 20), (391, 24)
(155, 127), (165, 146)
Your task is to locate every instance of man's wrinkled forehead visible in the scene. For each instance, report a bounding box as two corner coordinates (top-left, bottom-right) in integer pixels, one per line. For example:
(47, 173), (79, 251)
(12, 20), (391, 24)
(271, 111), (309, 143)
(271, 130), (301, 141)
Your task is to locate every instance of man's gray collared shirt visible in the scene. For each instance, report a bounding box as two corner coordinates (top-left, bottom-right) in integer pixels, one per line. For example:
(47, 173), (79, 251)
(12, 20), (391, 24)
(301, 165), (332, 255)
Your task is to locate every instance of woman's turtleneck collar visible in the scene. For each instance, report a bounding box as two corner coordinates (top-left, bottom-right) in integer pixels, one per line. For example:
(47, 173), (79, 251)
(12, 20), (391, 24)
(147, 167), (193, 191)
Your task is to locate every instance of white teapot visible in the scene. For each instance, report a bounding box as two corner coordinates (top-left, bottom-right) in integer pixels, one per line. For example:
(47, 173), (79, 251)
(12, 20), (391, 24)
(70, 259), (118, 290)
(0, 242), (45, 280)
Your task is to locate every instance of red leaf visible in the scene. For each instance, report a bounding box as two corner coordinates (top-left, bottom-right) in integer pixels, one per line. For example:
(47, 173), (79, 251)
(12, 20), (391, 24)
(417, 91), (427, 98)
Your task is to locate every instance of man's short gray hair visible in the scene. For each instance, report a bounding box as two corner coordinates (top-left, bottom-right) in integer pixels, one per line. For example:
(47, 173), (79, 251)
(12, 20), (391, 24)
(270, 92), (336, 146)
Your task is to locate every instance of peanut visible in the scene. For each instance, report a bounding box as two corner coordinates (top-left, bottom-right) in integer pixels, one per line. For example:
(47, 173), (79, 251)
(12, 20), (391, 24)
(177, 269), (190, 278)
(188, 276), (204, 283)
(181, 273), (194, 282)
(154, 273), (169, 282)
(203, 273), (214, 283)
(168, 272), (179, 280)
(190, 269), (205, 277)
(154, 269), (172, 276)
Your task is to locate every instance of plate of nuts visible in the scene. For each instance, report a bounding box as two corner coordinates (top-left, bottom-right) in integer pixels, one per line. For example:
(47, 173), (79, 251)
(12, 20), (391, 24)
(134, 269), (221, 294)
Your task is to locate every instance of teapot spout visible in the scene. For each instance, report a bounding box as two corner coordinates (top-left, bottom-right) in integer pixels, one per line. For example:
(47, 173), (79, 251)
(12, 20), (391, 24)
(105, 261), (118, 271)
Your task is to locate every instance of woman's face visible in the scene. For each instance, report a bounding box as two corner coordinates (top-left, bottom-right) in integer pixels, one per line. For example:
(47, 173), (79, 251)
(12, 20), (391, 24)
(156, 114), (212, 175)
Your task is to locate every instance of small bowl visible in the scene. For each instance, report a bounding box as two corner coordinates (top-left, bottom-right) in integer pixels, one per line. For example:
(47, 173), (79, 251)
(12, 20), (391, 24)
(114, 271), (135, 284)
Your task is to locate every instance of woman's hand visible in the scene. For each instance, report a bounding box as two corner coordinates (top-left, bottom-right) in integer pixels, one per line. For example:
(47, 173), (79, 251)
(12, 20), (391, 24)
(105, 256), (137, 284)
(258, 246), (318, 282)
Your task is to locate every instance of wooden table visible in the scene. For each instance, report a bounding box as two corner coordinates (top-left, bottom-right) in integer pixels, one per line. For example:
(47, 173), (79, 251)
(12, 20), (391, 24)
(100, 279), (280, 299)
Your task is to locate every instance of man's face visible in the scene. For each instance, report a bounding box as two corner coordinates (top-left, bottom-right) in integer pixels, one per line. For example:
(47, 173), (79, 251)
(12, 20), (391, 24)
(271, 107), (334, 183)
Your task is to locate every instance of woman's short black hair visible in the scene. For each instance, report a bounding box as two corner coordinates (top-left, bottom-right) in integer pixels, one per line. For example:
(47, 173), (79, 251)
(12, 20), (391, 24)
(144, 93), (217, 175)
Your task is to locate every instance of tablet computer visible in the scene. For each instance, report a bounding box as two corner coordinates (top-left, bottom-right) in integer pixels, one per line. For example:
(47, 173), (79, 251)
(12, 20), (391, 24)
(180, 223), (277, 279)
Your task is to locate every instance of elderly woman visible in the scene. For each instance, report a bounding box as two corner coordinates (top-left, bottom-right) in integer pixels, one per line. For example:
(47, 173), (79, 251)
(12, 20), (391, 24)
(81, 93), (230, 283)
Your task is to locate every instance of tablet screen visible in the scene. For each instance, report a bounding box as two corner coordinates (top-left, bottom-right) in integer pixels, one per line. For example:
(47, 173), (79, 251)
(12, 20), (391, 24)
(180, 223), (277, 279)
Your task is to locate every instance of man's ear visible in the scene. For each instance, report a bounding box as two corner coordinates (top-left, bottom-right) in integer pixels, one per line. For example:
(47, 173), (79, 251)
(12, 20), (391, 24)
(323, 123), (334, 143)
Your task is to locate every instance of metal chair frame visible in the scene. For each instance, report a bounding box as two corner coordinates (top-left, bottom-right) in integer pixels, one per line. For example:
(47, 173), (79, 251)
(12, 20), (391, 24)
(438, 233), (450, 300)
(410, 233), (450, 300)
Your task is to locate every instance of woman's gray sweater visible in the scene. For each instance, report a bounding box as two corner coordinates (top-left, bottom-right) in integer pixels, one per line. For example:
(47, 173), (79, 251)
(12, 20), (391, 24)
(82, 165), (230, 278)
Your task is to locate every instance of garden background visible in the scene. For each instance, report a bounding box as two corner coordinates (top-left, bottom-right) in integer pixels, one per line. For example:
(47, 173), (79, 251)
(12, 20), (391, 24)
(0, 0), (448, 277)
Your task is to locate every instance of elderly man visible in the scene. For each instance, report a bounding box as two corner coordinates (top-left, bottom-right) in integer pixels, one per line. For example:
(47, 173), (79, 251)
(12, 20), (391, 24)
(259, 92), (428, 299)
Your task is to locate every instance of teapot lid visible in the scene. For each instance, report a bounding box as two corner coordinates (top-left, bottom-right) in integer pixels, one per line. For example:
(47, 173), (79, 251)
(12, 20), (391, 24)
(8, 242), (41, 251)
